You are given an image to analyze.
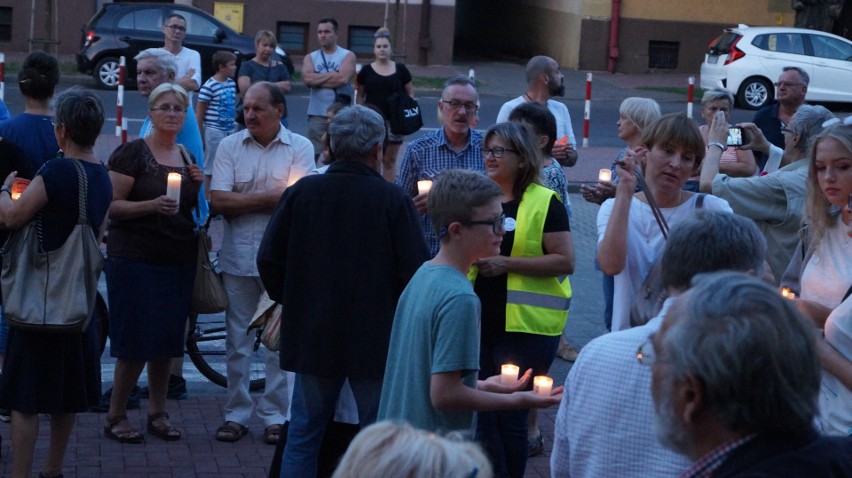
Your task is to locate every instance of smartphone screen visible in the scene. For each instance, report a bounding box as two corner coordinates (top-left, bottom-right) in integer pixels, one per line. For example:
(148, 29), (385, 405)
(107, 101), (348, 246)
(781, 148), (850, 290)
(727, 127), (743, 147)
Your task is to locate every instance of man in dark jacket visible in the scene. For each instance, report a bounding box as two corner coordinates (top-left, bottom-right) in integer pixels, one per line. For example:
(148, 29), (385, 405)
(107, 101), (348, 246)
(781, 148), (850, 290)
(257, 105), (429, 477)
(650, 272), (852, 477)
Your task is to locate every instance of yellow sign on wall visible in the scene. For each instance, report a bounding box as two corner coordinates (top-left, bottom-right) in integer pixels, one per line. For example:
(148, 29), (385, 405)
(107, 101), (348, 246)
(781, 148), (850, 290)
(214, 3), (244, 33)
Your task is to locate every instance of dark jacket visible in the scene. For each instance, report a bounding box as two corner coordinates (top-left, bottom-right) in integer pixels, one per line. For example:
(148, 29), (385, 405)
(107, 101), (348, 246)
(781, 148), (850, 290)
(257, 160), (429, 380)
(714, 430), (852, 477)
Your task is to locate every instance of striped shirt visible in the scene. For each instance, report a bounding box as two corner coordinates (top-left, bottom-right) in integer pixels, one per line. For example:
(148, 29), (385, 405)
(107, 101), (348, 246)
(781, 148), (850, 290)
(198, 77), (237, 132)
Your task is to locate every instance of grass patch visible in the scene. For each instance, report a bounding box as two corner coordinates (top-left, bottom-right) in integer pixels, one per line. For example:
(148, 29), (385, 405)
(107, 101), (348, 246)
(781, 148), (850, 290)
(412, 76), (450, 89)
(290, 70), (301, 81)
(637, 86), (705, 98)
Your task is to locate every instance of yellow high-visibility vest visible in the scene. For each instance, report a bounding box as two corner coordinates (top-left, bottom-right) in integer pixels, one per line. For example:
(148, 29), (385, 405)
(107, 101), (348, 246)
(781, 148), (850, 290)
(470, 183), (572, 335)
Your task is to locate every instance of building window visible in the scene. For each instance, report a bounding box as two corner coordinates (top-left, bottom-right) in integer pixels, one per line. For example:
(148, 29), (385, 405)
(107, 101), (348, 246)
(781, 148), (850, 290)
(0, 7), (11, 42)
(648, 41), (679, 69)
(348, 26), (380, 55)
(277, 22), (308, 54)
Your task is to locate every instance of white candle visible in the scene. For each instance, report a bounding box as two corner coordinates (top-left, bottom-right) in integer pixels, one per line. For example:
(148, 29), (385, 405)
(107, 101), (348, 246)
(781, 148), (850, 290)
(599, 169), (612, 182)
(533, 375), (553, 396)
(417, 180), (432, 195)
(166, 172), (182, 204)
(780, 287), (797, 300)
(288, 166), (307, 187)
(501, 364), (519, 385)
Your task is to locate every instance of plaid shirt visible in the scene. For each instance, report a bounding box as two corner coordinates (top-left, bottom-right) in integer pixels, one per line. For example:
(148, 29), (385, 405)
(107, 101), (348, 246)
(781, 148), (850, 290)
(678, 434), (757, 478)
(396, 127), (484, 257)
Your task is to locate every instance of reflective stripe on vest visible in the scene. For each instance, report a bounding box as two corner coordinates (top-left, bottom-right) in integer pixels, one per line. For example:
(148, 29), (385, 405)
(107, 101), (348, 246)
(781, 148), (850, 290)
(505, 183), (572, 336)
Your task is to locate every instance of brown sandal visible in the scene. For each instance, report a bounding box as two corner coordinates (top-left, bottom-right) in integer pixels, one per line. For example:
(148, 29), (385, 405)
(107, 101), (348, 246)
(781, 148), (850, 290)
(215, 421), (248, 442)
(104, 414), (144, 444)
(263, 423), (284, 445)
(147, 411), (181, 441)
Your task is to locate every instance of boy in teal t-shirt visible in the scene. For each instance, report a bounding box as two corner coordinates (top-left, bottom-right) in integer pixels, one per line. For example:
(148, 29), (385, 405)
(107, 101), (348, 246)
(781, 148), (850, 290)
(377, 169), (562, 436)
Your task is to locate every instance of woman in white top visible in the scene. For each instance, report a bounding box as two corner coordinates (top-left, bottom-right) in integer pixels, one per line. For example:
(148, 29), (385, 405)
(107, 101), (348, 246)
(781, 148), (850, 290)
(793, 122), (852, 436)
(597, 113), (732, 331)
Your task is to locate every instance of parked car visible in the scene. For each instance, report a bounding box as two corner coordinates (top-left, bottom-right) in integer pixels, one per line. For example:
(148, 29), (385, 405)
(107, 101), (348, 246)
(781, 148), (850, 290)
(700, 25), (852, 110)
(77, 3), (292, 90)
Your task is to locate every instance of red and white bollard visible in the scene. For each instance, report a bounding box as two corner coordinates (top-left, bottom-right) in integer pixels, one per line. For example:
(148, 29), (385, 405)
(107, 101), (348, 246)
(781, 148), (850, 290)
(687, 76), (695, 119)
(0, 52), (5, 101)
(116, 56), (127, 143)
(583, 72), (592, 148)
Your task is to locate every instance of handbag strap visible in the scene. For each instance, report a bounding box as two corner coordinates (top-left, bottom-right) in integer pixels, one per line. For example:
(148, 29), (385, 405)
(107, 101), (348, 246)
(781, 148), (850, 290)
(176, 145), (206, 229)
(632, 168), (669, 240)
(35, 158), (89, 251)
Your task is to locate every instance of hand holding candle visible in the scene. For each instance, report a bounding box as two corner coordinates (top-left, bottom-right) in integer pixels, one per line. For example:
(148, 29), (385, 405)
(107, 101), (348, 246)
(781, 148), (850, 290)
(166, 172), (182, 205)
(598, 169), (613, 182)
(10, 178), (30, 201)
(533, 376), (553, 396)
(501, 364), (519, 385)
(780, 287), (797, 300)
(417, 180), (432, 195)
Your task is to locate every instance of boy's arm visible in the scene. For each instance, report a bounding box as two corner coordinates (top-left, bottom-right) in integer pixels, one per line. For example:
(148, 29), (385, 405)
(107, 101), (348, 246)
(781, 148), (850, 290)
(195, 101), (208, 146)
(430, 370), (562, 412)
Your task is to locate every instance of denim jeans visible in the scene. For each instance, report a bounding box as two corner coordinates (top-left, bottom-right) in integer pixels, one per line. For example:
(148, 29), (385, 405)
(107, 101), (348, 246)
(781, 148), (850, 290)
(477, 332), (559, 478)
(280, 373), (382, 478)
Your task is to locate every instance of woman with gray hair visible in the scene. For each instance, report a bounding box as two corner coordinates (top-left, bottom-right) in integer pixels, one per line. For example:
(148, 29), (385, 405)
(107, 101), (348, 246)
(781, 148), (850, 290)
(104, 83), (203, 443)
(0, 87), (112, 478)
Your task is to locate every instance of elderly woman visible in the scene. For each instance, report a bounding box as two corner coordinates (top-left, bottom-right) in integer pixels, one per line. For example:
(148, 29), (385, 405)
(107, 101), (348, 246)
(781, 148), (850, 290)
(687, 88), (757, 188)
(0, 88), (112, 478)
(598, 113), (733, 332)
(472, 122), (574, 477)
(356, 27), (415, 181)
(782, 122), (852, 436)
(238, 30), (291, 125)
(104, 83), (202, 443)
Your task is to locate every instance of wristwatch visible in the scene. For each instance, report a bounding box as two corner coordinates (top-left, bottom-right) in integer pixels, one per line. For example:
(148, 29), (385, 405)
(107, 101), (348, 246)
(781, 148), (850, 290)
(709, 142), (725, 152)
(0, 188), (11, 196)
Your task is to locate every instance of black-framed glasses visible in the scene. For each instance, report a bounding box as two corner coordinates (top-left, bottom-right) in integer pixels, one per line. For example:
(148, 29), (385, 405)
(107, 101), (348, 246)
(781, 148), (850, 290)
(165, 24), (187, 32)
(441, 100), (478, 112)
(481, 147), (518, 158)
(150, 105), (187, 114)
(460, 213), (506, 235)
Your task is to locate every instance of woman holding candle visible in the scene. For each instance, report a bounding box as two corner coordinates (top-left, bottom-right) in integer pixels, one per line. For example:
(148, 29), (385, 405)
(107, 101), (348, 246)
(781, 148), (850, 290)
(104, 83), (202, 443)
(782, 123), (852, 436)
(0, 88), (112, 478)
(473, 122), (574, 477)
(356, 27), (415, 181)
(597, 113), (732, 332)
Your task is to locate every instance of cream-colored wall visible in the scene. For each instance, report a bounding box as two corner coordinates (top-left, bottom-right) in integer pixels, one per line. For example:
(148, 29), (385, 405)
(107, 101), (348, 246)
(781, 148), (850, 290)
(620, 0), (795, 26)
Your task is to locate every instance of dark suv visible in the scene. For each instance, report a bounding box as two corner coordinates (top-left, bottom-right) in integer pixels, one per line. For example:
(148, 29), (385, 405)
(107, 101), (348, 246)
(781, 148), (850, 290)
(77, 3), (289, 89)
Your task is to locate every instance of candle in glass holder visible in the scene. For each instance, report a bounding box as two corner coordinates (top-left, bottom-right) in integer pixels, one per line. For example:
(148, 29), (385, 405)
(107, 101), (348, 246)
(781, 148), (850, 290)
(533, 376), (553, 396)
(166, 173), (182, 204)
(598, 169), (612, 182)
(417, 180), (432, 195)
(501, 364), (519, 385)
(10, 178), (30, 201)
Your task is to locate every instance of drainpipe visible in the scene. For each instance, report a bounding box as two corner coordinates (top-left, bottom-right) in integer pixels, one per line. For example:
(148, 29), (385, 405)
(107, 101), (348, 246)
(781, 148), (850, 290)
(607, 0), (621, 73)
(418, 0), (431, 65)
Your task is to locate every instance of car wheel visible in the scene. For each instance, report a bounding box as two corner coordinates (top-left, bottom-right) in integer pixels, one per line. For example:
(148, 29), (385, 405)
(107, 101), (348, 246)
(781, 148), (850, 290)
(737, 77), (774, 110)
(94, 57), (121, 90)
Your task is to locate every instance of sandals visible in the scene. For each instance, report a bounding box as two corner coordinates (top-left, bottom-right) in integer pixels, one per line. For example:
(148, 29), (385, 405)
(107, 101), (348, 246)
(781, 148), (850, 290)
(104, 414), (144, 444)
(216, 421), (248, 442)
(147, 411), (181, 441)
(264, 423), (284, 445)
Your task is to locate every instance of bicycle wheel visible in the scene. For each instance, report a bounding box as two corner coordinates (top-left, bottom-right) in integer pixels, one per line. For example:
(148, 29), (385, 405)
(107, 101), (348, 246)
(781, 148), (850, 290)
(186, 313), (266, 391)
(95, 292), (109, 355)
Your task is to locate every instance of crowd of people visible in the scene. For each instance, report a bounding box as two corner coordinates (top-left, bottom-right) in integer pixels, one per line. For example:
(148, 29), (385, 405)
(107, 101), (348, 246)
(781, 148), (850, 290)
(0, 12), (848, 478)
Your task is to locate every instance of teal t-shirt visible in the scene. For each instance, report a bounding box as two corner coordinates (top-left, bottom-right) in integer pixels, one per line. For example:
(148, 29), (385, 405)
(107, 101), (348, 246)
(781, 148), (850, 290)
(378, 263), (481, 436)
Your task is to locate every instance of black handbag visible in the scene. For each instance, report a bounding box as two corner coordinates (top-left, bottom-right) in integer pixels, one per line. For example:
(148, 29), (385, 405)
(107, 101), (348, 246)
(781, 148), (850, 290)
(386, 65), (422, 135)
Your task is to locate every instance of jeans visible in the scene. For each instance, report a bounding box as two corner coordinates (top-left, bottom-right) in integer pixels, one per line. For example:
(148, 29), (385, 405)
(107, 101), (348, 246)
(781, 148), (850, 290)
(280, 373), (382, 478)
(477, 332), (559, 478)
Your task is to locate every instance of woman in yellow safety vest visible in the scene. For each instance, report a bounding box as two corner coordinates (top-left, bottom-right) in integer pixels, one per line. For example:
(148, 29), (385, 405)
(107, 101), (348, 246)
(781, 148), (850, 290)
(472, 122), (574, 477)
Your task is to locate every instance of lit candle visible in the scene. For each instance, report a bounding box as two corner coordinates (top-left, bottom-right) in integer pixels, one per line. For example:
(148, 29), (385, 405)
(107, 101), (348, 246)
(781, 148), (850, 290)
(780, 287), (797, 300)
(288, 166), (307, 187)
(533, 376), (553, 396)
(599, 169), (612, 182)
(10, 178), (29, 201)
(501, 364), (519, 385)
(166, 173), (182, 204)
(417, 180), (432, 195)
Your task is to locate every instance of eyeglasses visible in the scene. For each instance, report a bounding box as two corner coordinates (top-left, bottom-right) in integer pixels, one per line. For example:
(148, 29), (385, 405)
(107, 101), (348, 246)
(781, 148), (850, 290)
(821, 116), (852, 128)
(150, 105), (186, 114)
(441, 100), (478, 112)
(481, 147), (518, 158)
(773, 81), (803, 88)
(459, 213), (506, 235)
(165, 24), (187, 32)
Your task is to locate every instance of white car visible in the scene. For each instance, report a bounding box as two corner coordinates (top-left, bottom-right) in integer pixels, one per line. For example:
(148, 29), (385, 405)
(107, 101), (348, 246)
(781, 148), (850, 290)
(700, 25), (852, 110)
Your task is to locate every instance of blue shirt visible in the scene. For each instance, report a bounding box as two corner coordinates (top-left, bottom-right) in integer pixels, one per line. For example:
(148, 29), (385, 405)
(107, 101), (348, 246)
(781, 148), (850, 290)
(0, 113), (59, 174)
(396, 127), (485, 257)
